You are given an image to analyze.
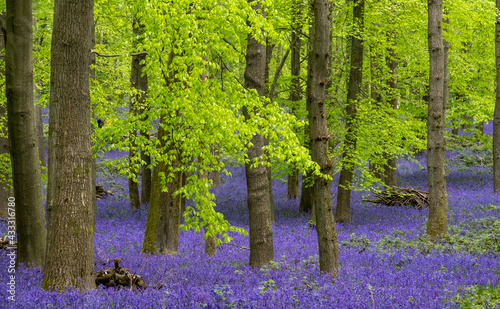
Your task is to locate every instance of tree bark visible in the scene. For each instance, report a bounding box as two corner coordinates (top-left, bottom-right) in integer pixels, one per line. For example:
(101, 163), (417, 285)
(199, 166), (217, 256)
(128, 18), (147, 211)
(243, 1), (274, 268)
(308, 0), (339, 275)
(142, 115), (182, 255)
(42, 0), (95, 290)
(384, 37), (398, 187)
(336, 0), (364, 223)
(6, 0), (47, 268)
(0, 12), (11, 219)
(288, 0), (302, 200)
(264, 38), (275, 223)
(426, 0), (448, 238)
(494, 0), (500, 193)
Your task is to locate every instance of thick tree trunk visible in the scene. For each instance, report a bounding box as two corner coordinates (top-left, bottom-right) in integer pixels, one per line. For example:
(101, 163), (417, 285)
(0, 12), (11, 219)
(6, 0), (47, 268)
(308, 0), (339, 275)
(142, 115), (182, 255)
(90, 15), (97, 229)
(336, 0), (364, 224)
(243, 1), (274, 268)
(426, 0), (448, 238)
(288, 2), (302, 200)
(42, 0), (94, 290)
(494, 0), (500, 193)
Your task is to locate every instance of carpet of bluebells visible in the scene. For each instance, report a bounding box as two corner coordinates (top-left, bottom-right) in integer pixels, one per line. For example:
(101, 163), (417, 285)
(1, 124), (500, 308)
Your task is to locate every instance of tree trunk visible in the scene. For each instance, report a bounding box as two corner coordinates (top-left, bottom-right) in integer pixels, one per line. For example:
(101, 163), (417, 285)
(384, 38), (398, 187)
(42, 0), (94, 290)
(243, 1), (274, 268)
(134, 20), (151, 205)
(35, 105), (46, 168)
(494, 0), (500, 193)
(6, 0), (47, 268)
(264, 38), (275, 223)
(199, 166), (217, 256)
(142, 115), (182, 255)
(426, 0), (448, 238)
(128, 18), (147, 211)
(288, 0), (302, 200)
(0, 12), (11, 219)
(336, 0), (364, 224)
(90, 14), (97, 230)
(308, 0), (339, 275)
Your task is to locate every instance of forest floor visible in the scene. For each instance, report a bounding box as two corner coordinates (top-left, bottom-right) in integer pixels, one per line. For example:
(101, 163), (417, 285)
(1, 128), (500, 308)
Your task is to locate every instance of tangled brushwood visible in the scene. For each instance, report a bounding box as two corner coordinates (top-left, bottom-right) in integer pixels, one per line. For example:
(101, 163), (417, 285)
(363, 186), (429, 209)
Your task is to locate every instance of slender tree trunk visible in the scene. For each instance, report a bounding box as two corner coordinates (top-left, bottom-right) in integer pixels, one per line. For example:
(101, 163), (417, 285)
(0, 12), (11, 219)
(6, 0), (46, 268)
(42, 0), (95, 290)
(128, 18), (147, 211)
(300, 7), (314, 214)
(134, 20), (151, 205)
(308, 0), (339, 275)
(199, 165), (217, 256)
(142, 115), (182, 255)
(264, 38), (275, 223)
(336, 0), (364, 223)
(209, 145), (221, 188)
(426, 0), (448, 238)
(288, 0), (302, 200)
(494, 0), (500, 193)
(35, 105), (46, 168)
(384, 37), (398, 187)
(243, 1), (274, 268)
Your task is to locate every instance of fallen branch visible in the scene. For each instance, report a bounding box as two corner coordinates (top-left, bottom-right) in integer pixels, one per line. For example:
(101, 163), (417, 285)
(362, 186), (429, 209)
(96, 185), (114, 200)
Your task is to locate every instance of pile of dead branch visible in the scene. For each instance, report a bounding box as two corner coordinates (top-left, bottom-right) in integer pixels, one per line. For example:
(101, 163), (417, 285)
(363, 186), (429, 209)
(0, 237), (16, 250)
(96, 185), (113, 200)
(95, 258), (146, 291)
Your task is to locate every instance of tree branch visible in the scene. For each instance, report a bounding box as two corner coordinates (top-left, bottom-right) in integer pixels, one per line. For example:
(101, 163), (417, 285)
(91, 50), (149, 58)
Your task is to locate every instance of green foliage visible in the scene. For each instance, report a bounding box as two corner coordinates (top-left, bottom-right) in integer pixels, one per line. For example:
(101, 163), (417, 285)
(341, 233), (371, 250)
(451, 286), (500, 309)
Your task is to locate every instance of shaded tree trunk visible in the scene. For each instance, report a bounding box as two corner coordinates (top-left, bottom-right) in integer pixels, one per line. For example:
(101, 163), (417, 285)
(264, 38), (275, 223)
(0, 12), (11, 219)
(6, 0), (46, 268)
(308, 0), (339, 275)
(336, 0), (365, 223)
(494, 0), (500, 193)
(199, 165), (217, 256)
(128, 18), (147, 211)
(243, 1), (274, 268)
(384, 38), (398, 187)
(288, 0), (302, 200)
(142, 115), (182, 255)
(42, 0), (94, 290)
(426, 0), (448, 238)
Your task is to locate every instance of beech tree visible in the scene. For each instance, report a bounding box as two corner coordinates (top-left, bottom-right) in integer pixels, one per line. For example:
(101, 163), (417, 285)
(336, 0), (365, 224)
(243, 1), (274, 267)
(308, 0), (339, 275)
(6, 0), (46, 267)
(426, 0), (448, 238)
(43, 0), (95, 290)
